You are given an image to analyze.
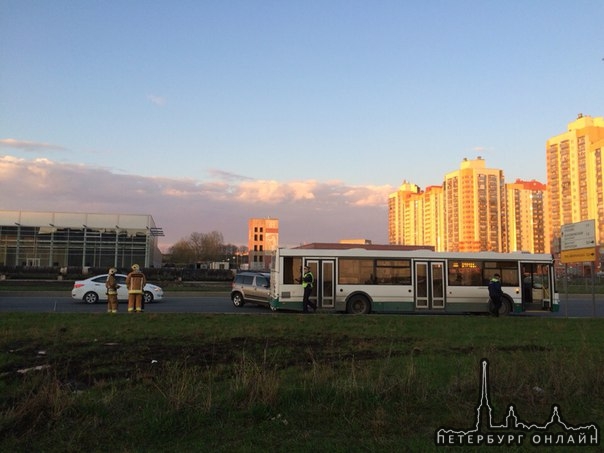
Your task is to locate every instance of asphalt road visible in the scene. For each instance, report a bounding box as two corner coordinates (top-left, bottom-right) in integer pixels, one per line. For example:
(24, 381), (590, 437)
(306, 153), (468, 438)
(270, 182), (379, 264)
(1, 292), (603, 317)
(0, 293), (271, 314)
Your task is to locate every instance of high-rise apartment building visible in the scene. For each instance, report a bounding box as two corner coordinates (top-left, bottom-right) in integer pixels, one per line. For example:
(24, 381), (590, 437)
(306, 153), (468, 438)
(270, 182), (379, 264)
(247, 217), (279, 270)
(444, 157), (507, 252)
(546, 114), (604, 250)
(506, 179), (549, 253)
(387, 159), (549, 255)
(422, 185), (446, 251)
(387, 182), (421, 245)
(388, 183), (445, 251)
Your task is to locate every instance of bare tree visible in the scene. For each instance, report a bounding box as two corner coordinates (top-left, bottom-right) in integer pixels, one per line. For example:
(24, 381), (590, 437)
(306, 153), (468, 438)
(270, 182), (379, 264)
(168, 231), (244, 265)
(176, 231), (225, 263)
(168, 238), (194, 264)
(200, 231), (224, 261)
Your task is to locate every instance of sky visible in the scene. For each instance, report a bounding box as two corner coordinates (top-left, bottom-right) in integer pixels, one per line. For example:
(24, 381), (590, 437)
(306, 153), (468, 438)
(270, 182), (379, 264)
(1, 1), (603, 251)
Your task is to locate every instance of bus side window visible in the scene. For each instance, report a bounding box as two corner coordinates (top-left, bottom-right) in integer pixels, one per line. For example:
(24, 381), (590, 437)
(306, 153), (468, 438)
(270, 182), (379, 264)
(282, 257), (302, 284)
(470, 270), (482, 286)
(501, 269), (519, 286)
(448, 261), (481, 286)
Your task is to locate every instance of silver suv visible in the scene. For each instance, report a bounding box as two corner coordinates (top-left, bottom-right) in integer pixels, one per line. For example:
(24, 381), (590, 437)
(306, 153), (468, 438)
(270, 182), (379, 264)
(231, 272), (271, 307)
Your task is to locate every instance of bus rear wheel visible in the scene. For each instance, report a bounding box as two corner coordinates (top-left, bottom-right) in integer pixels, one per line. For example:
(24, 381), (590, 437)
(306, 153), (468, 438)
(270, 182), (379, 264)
(500, 297), (512, 316)
(489, 297), (512, 316)
(347, 295), (371, 314)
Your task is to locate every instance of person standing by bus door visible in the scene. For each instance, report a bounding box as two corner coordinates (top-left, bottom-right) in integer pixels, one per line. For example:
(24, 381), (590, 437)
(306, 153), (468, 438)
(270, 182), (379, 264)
(488, 273), (503, 317)
(126, 264), (146, 313)
(105, 267), (119, 313)
(301, 265), (316, 313)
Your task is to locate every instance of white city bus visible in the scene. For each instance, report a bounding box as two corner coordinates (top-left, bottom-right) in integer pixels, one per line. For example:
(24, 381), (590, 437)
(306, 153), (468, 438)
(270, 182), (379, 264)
(269, 248), (559, 315)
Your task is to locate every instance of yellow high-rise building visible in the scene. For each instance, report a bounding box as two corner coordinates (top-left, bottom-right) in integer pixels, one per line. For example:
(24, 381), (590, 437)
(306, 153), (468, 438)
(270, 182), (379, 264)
(506, 179), (549, 253)
(388, 183), (445, 251)
(422, 185), (445, 252)
(388, 158), (548, 254)
(546, 114), (604, 250)
(387, 181), (421, 245)
(444, 157), (506, 252)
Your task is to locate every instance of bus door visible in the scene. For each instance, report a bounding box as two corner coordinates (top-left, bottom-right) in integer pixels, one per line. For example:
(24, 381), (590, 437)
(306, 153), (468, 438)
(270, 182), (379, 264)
(520, 262), (552, 310)
(304, 259), (335, 309)
(414, 261), (445, 310)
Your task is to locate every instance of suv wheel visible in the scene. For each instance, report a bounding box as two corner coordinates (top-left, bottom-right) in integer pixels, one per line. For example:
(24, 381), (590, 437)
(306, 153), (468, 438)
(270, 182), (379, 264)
(232, 292), (245, 307)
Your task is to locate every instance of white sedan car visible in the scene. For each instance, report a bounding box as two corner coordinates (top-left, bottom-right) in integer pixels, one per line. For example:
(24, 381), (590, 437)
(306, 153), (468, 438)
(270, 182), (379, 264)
(71, 274), (164, 304)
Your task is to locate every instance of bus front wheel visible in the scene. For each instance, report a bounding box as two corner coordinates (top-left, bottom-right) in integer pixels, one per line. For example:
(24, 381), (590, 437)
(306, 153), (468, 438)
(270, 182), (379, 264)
(347, 295), (371, 314)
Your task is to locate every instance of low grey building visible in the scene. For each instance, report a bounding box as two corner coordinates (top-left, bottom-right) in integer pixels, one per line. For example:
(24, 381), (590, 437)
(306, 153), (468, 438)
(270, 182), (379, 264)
(0, 210), (163, 269)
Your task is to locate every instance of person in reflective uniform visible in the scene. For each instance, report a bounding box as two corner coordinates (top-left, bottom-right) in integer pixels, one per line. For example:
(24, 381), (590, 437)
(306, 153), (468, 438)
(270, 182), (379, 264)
(126, 264), (146, 313)
(105, 267), (119, 313)
(301, 265), (316, 313)
(488, 273), (503, 317)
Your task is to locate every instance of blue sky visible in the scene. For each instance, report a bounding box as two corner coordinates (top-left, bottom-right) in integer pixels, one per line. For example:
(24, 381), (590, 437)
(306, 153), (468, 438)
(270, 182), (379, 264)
(1, 1), (603, 250)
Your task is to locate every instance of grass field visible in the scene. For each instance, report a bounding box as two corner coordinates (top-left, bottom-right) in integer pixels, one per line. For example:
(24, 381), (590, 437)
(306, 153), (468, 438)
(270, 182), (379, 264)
(1, 313), (603, 452)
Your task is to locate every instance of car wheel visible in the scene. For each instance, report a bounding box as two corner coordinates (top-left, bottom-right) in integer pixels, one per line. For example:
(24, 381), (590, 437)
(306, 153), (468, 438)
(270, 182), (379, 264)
(143, 291), (154, 304)
(83, 292), (99, 304)
(232, 292), (245, 307)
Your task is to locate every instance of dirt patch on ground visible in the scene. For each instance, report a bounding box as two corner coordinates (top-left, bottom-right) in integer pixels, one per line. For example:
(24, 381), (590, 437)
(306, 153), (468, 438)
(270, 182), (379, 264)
(3, 335), (417, 385)
(3, 336), (552, 390)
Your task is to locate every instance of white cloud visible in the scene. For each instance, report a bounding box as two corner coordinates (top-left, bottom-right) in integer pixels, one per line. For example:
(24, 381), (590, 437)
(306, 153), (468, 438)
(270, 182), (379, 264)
(0, 138), (67, 152)
(236, 180), (318, 203)
(0, 156), (392, 249)
(207, 168), (254, 182)
(147, 94), (166, 106)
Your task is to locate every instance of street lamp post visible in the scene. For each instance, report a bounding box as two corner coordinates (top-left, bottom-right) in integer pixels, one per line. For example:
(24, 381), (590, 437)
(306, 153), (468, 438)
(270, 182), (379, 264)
(14, 223), (21, 267)
(115, 226), (120, 268)
(49, 224), (55, 267)
(82, 225), (87, 270)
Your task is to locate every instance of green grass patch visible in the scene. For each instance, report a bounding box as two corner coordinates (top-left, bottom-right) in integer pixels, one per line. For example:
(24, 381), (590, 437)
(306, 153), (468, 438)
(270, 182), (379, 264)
(1, 313), (603, 451)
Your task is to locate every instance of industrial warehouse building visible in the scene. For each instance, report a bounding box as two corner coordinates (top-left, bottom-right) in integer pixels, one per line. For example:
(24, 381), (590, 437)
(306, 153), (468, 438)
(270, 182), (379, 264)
(0, 210), (163, 269)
